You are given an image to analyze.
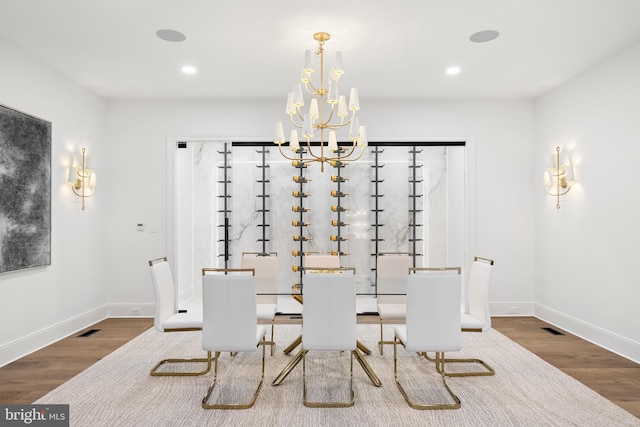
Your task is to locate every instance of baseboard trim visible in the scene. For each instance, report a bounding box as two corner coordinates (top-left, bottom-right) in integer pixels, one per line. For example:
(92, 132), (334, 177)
(489, 301), (534, 317)
(535, 303), (640, 364)
(0, 306), (108, 368)
(107, 303), (155, 318)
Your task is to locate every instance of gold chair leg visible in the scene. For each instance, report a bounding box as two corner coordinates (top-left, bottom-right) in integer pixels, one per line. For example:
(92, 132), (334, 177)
(378, 318), (396, 355)
(303, 350), (355, 408)
(394, 338), (461, 410)
(202, 338), (266, 410)
(423, 352), (495, 377)
(150, 351), (212, 376)
(269, 319), (275, 356)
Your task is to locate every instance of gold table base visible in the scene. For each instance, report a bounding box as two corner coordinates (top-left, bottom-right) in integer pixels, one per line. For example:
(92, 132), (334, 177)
(272, 335), (381, 387)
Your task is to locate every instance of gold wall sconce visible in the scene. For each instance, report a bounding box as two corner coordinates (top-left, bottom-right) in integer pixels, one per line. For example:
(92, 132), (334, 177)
(544, 146), (575, 209)
(68, 147), (96, 210)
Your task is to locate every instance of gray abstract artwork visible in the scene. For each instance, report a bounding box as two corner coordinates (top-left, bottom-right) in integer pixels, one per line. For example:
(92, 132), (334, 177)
(0, 105), (51, 273)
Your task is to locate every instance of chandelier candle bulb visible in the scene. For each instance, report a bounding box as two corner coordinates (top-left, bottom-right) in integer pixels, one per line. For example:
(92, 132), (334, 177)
(337, 96), (348, 118)
(348, 88), (360, 111)
(328, 131), (339, 152)
(304, 50), (313, 73)
(309, 99), (319, 121)
(285, 93), (296, 115)
(290, 130), (301, 152)
(349, 116), (360, 141)
(293, 84), (304, 106)
(274, 122), (286, 145)
(327, 80), (339, 104)
(334, 51), (344, 74)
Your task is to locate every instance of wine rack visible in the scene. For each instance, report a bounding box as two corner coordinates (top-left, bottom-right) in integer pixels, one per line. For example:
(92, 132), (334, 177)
(408, 146), (424, 265)
(292, 148), (309, 292)
(330, 148), (349, 257)
(255, 146), (270, 255)
(216, 142), (232, 268)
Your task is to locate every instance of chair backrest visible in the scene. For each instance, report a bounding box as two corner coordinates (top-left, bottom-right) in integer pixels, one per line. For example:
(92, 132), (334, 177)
(303, 254), (341, 270)
(149, 257), (176, 332)
(406, 268), (461, 352)
(241, 252), (278, 304)
(302, 270), (357, 351)
(202, 269), (258, 352)
(377, 253), (413, 304)
(467, 257), (494, 331)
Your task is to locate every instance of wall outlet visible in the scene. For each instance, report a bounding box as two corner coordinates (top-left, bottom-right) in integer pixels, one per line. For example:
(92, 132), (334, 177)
(508, 305), (518, 314)
(131, 307), (141, 315)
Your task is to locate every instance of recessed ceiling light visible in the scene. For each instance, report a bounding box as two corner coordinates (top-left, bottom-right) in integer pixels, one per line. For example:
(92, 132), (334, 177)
(446, 66), (461, 76)
(181, 65), (197, 75)
(469, 30), (500, 43)
(156, 29), (186, 42)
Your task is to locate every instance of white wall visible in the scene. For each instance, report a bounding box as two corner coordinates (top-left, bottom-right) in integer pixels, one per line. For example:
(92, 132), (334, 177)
(104, 98), (536, 318)
(534, 40), (640, 362)
(0, 40), (108, 366)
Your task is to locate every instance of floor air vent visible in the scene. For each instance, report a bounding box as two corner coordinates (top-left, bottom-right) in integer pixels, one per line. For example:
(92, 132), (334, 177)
(541, 327), (564, 336)
(77, 329), (101, 337)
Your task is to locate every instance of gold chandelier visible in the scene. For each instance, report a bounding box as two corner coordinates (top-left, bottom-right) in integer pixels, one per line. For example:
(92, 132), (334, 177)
(274, 32), (367, 172)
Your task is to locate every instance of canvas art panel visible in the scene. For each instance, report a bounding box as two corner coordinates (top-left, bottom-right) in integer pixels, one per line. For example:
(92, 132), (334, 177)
(0, 104), (51, 273)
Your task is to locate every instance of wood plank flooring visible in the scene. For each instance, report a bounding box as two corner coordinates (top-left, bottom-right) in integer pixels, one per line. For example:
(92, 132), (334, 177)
(0, 316), (638, 419)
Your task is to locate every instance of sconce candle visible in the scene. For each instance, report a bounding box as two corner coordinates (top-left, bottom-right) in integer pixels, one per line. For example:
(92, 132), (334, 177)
(68, 147), (96, 210)
(544, 146), (574, 209)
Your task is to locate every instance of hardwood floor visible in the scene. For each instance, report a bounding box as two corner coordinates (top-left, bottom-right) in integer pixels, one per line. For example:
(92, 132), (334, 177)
(0, 318), (153, 405)
(0, 316), (638, 419)
(492, 317), (640, 418)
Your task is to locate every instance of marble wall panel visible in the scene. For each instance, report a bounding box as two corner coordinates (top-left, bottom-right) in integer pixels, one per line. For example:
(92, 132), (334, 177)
(185, 142), (463, 304)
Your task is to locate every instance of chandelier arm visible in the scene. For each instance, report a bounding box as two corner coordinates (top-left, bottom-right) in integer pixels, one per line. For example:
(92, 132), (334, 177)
(320, 104), (337, 127)
(289, 115), (303, 129)
(276, 144), (305, 162)
(304, 80), (319, 95)
(304, 139), (324, 161)
(329, 110), (355, 129)
(327, 143), (364, 162)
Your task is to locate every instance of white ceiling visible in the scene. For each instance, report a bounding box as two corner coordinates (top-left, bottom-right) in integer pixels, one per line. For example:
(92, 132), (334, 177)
(1, 0), (640, 101)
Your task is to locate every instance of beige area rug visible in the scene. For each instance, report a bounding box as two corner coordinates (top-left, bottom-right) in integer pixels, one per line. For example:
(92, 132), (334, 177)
(35, 324), (639, 427)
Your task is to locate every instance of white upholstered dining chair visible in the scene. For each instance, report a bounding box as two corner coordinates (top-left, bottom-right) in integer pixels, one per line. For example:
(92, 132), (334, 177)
(201, 268), (267, 409)
(148, 257), (210, 376)
(302, 269), (357, 407)
(394, 267), (462, 410)
(241, 252), (278, 356)
(424, 256), (496, 377)
(376, 253), (413, 355)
